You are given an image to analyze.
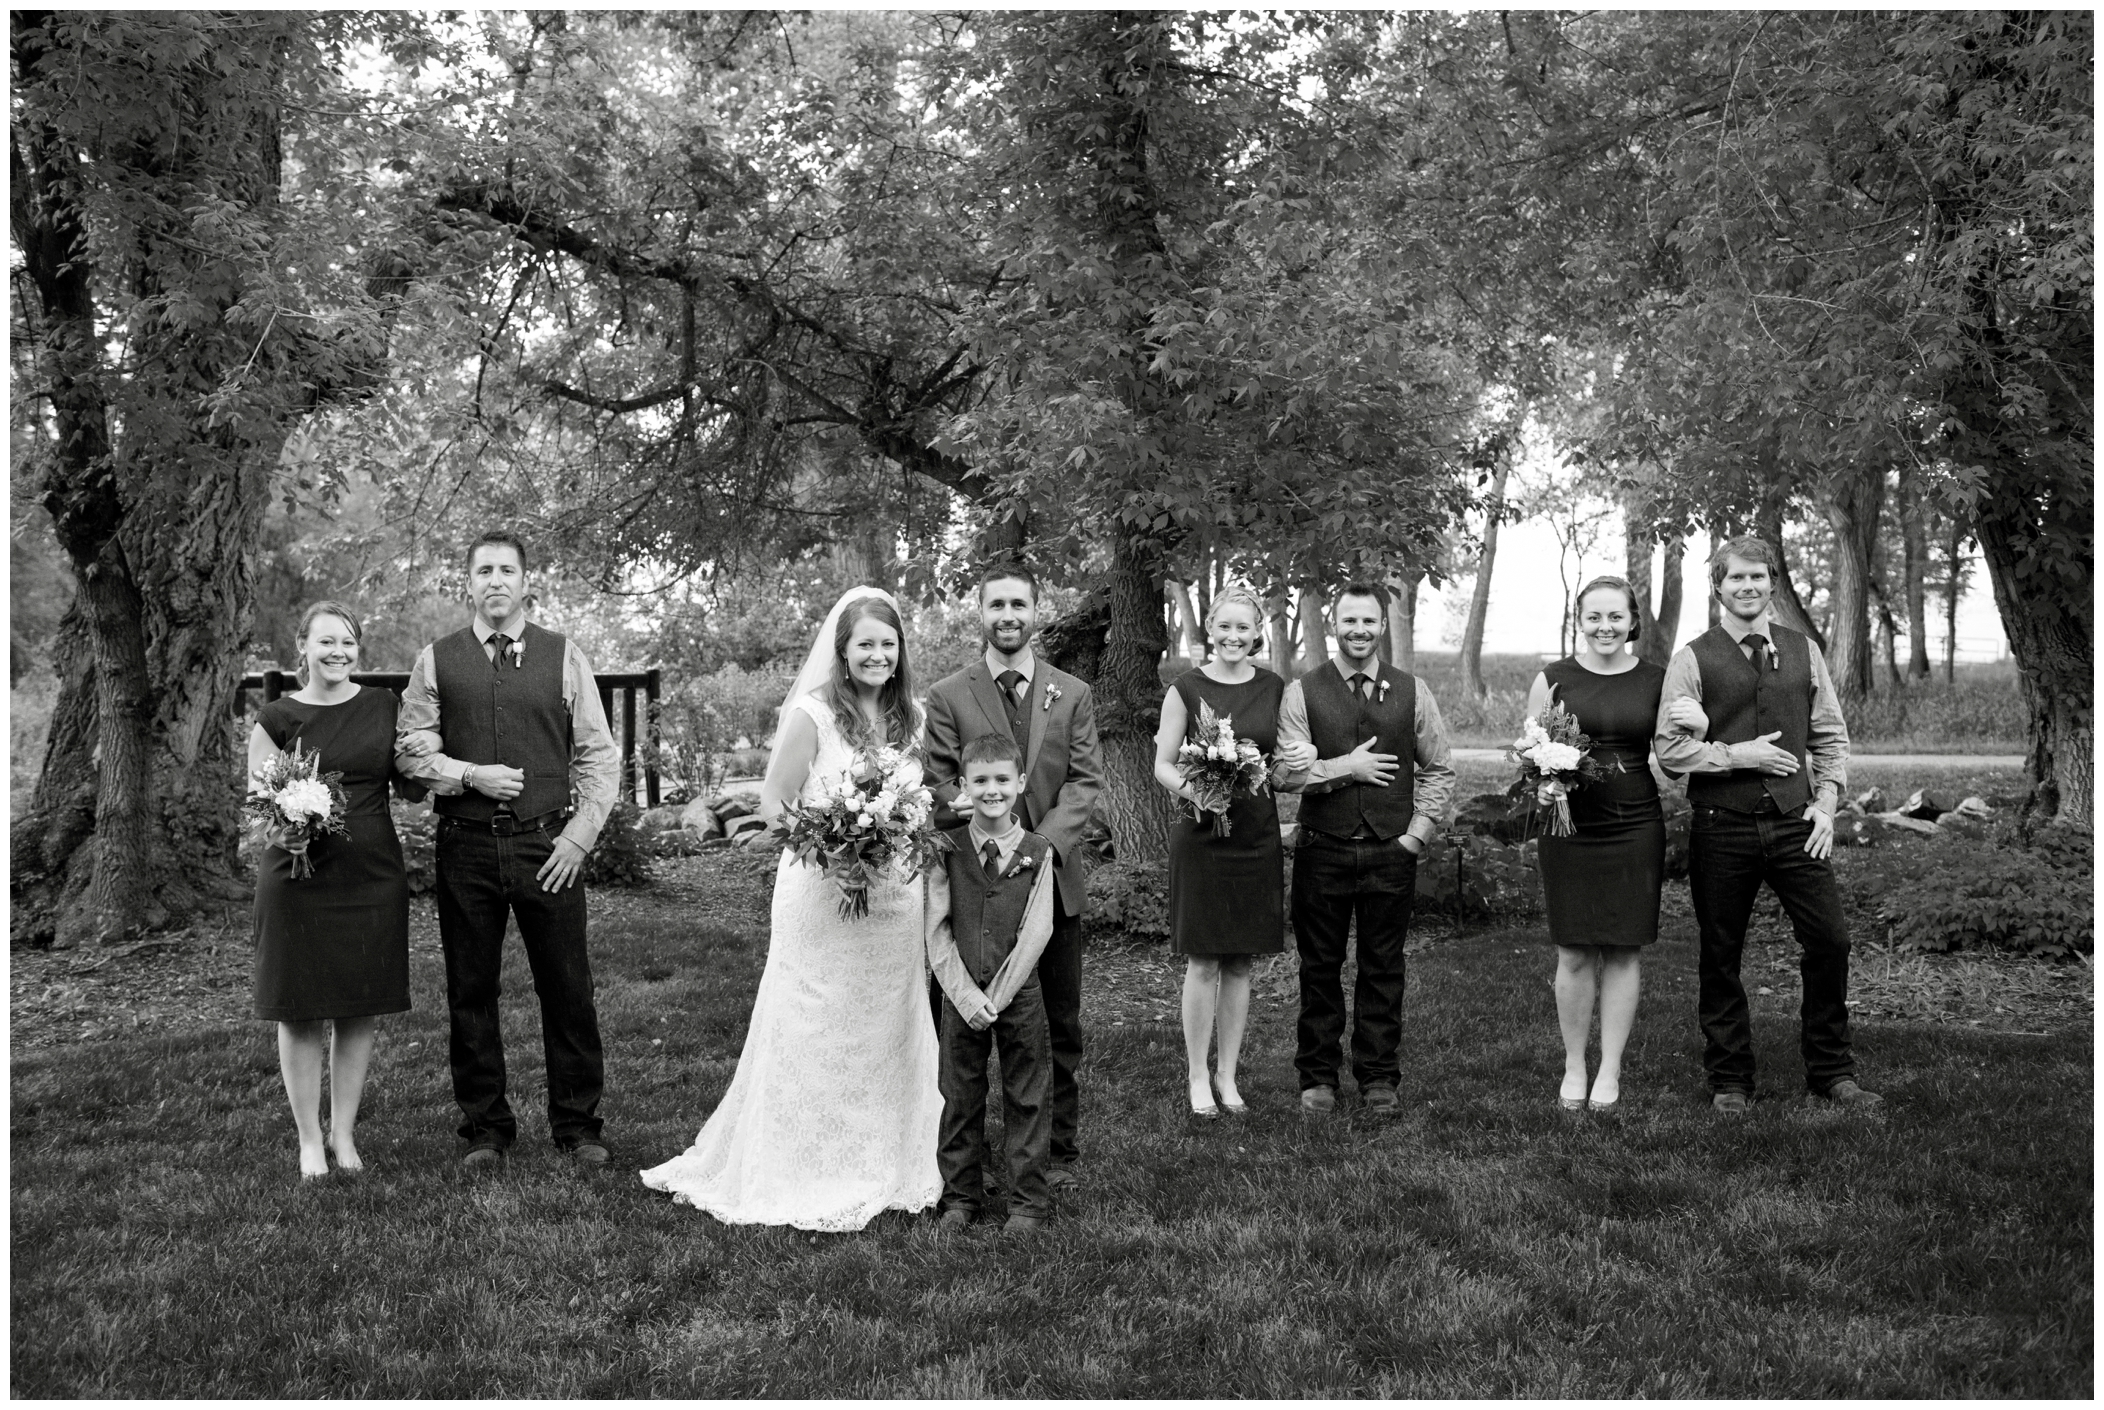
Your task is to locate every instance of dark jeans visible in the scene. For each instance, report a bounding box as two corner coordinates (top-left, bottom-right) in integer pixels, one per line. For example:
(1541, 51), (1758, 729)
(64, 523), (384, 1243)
(937, 983), (1054, 1219)
(1687, 802), (1856, 1094)
(1291, 832), (1417, 1092)
(1038, 892), (1084, 1165)
(434, 818), (605, 1148)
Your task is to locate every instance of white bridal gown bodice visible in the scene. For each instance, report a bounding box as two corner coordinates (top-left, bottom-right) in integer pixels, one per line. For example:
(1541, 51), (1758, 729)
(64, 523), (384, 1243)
(639, 694), (942, 1231)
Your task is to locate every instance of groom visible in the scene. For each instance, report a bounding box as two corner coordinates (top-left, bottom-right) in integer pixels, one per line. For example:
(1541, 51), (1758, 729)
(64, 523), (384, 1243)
(1275, 583), (1456, 1116)
(923, 565), (1102, 1191)
(396, 529), (623, 1166)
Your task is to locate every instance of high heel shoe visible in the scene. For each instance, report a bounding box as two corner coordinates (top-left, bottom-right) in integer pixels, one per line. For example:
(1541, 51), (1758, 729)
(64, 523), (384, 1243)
(1188, 1079), (1220, 1119)
(1558, 1096), (1585, 1111)
(1213, 1079), (1248, 1116)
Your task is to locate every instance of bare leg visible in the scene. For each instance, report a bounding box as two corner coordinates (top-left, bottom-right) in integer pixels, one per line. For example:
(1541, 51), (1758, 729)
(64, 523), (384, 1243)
(1181, 957), (1221, 1112)
(1552, 946), (1600, 1104)
(327, 1017), (378, 1170)
(1213, 957), (1254, 1107)
(277, 1021), (329, 1178)
(1591, 950), (1641, 1106)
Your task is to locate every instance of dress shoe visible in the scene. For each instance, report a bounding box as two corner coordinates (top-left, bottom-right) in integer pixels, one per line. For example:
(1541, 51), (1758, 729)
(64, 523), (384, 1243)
(1586, 1097), (1619, 1113)
(1818, 1079), (1884, 1108)
(1361, 1085), (1401, 1117)
(1300, 1085), (1336, 1114)
(565, 1141), (611, 1165)
(462, 1144), (506, 1169)
(1213, 1078), (1248, 1116)
(1003, 1213), (1047, 1235)
(1711, 1091), (1750, 1116)
(938, 1207), (975, 1230)
(1044, 1164), (1079, 1192)
(1558, 1096), (1586, 1112)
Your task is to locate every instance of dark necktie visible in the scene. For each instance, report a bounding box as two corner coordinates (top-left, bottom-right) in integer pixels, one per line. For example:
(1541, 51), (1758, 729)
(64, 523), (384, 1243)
(997, 669), (1027, 744)
(1353, 672), (1373, 702)
(1742, 633), (1769, 674)
(489, 633), (511, 671)
(980, 838), (1003, 883)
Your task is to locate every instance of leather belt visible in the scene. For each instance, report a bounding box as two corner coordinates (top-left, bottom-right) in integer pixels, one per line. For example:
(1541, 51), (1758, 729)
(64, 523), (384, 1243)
(487, 809), (566, 836)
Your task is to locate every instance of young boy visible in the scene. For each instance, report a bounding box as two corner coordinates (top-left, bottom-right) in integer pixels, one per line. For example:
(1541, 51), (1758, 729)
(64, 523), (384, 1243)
(925, 733), (1059, 1233)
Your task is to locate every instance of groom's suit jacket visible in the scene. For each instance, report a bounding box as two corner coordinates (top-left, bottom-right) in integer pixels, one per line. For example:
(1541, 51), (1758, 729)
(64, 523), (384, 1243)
(922, 658), (1102, 916)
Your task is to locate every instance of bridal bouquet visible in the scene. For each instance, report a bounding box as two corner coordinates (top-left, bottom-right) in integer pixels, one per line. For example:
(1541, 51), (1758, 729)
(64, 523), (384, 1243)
(1175, 699), (1271, 837)
(1505, 703), (1616, 838)
(777, 744), (946, 919)
(245, 740), (350, 880)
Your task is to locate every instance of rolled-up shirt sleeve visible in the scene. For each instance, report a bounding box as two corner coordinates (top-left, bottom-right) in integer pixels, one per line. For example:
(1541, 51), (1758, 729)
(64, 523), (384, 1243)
(1407, 684), (1455, 846)
(561, 640), (622, 852)
(1803, 639), (1849, 807)
(1276, 677), (1354, 794)
(1653, 646), (1739, 776)
(394, 644), (468, 793)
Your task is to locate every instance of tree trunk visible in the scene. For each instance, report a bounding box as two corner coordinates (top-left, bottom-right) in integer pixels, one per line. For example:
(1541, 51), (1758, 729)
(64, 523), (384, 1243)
(1265, 594), (1294, 681)
(9, 599), (99, 918)
(1901, 474), (1933, 681)
(1461, 460), (1509, 700)
(1640, 534), (1684, 667)
(1821, 466), (1884, 699)
(1753, 507), (1827, 649)
(1943, 523), (1964, 684)
(1093, 537), (1184, 865)
(1974, 484), (2091, 827)
(1625, 509), (1659, 644)
(1168, 579), (1201, 663)
(1295, 580), (1329, 676)
(1390, 569), (1423, 671)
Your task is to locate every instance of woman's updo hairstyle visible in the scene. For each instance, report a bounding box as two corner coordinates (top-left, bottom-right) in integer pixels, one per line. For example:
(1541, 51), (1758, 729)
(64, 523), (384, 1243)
(1573, 575), (1642, 642)
(1205, 584), (1267, 634)
(823, 594), (920, 750)
(292, 600), (364, 685)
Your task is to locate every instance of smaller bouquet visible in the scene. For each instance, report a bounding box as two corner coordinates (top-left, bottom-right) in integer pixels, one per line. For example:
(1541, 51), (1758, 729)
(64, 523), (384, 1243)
(245, 740), (350, 880)
(777, 744), (947, 919)
(1175, 699), (1271, 837)
(1505, 703), (1616, 838)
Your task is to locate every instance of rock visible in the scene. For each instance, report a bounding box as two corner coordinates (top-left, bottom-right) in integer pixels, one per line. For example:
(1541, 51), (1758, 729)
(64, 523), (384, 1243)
(699, 835), (733, 852)
(1950, 795), (1994, 819)
(1853, 786), (1887, 814)
(1938, 812), (1988, 839)
(1898, 789), (1950, 822)
(734, 823), (773, 848)
(1831, 814), (1876, 847)
(637, 804), (686, 834)
(1872, 812), (1942, 836)
(706, 787), (760, 822)
(678, 800), (722, 837)
(725, 813), (769, 840)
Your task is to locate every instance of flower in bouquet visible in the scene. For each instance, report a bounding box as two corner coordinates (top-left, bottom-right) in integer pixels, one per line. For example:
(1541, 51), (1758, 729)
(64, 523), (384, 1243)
(777, 744), (947, 919)
(1504, 703), (1616, 838)
(244, 740), (351, 880)
(1174, 699), (1271, 837)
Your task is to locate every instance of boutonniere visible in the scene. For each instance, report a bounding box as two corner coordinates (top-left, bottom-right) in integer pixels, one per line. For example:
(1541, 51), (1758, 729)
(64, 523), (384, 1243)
(1376, 678), (1392, 703)
(1042, 682), (1062, 711)
(506, 638), (525, 669)
(1011, 852), (1038, 872)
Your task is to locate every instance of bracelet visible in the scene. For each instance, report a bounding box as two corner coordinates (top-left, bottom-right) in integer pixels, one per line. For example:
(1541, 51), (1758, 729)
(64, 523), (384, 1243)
(463, 765), (476, 791)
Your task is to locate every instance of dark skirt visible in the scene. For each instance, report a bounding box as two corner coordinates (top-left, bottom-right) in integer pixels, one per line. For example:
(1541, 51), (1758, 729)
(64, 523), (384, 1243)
(253, 813), (411, 1021)
(1537, 817), (1666, 949)
(1168, 797), (1285, 958)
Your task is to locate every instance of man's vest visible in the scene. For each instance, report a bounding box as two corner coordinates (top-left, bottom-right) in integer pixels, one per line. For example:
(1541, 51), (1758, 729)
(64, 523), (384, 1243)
(941, 830), (1053, 987)
(1296, 661), (1417, 842)
(1686, 623), (1816, 814)
(431, 621), (573, 823)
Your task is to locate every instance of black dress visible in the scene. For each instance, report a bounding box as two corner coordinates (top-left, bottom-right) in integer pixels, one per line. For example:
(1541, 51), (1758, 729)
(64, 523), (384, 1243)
(1167, 668), (1286, 958)
(252, 687), (412, 1021)
(1536, 658), (1667, 949)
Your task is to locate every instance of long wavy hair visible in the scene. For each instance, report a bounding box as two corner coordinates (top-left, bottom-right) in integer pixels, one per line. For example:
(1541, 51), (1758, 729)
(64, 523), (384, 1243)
(292, 600), (364, 686)
(822, 595), (921, 751)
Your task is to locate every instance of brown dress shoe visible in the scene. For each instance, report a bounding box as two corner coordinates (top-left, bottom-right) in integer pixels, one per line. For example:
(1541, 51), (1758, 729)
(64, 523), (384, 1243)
(938, 1207), (975, 1230)
(1711, 1091), (1750, 1115)
(1044, 1164), (1079, 1192)
(1362, 1085), (1401, 1116)
(566, 1142), (611, 1165)
(1819, 1079), (1884, 1108)
(1003, 1213), (1047, 1234)
(462, 1144), (505, 1169)
(1300, 1085), (1336, 1114)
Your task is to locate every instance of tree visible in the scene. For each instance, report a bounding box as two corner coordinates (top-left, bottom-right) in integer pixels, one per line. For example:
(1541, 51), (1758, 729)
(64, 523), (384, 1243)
(10, 12), (429, 945)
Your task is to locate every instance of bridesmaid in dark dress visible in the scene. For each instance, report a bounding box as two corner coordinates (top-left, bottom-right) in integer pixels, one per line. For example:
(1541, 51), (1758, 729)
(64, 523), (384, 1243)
(1151, 585), (1294, 1119)
(248, 601), (413, 1178)
(1527, 577), (1701, 1113)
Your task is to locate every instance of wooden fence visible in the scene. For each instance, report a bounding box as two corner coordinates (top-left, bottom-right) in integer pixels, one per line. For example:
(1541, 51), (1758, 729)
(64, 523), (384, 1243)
(238, 669), (663, 806)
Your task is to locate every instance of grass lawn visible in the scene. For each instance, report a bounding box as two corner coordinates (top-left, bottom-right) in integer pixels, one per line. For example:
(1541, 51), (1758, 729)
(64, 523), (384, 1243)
(11, 848), (2091, 1397)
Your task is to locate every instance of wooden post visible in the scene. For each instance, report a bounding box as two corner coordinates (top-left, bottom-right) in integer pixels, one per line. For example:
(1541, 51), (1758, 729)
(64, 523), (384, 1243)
(263, 669), (290, 702)
(621, 684), (638, 804)
(644, 668), (662, 807)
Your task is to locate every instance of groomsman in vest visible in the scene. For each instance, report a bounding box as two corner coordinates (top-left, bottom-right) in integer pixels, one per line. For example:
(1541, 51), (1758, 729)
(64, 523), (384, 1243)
(1276, 583), (1456, 1117)
(1654, 535), (1881, 1114)
(396, 530), (624, 1166)
(923, 565), (1103, 1191)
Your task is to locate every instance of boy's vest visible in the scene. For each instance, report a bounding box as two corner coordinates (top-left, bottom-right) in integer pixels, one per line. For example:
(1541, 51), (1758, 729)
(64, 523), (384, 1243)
(430, 621), (573, 823)
(1686, 623), (1816, 814)
(1296, 661), (1416, 842)
(942, 829), (1053, 987)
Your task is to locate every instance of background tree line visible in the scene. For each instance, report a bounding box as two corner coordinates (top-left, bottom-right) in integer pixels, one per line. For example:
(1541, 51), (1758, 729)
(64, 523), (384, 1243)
(10, 9), (2090, 946)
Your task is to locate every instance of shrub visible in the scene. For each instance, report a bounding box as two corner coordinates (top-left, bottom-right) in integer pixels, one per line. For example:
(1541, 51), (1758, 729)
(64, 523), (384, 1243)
(1843, 823), (2092, 959)
(1413, 833), (1540, 921)
(1083, 861), (1169, 943)
(392, 802), (437, 896)
(583, 801), (657, 889)
(655, 663), (794, 797)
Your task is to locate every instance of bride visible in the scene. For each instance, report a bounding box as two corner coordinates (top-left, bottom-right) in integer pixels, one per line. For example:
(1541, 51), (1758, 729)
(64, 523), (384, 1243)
(640, 588), (944, 1230)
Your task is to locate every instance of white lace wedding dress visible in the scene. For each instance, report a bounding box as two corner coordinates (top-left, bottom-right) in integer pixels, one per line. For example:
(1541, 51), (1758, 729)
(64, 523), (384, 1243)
(640, 694), (943, 1231)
